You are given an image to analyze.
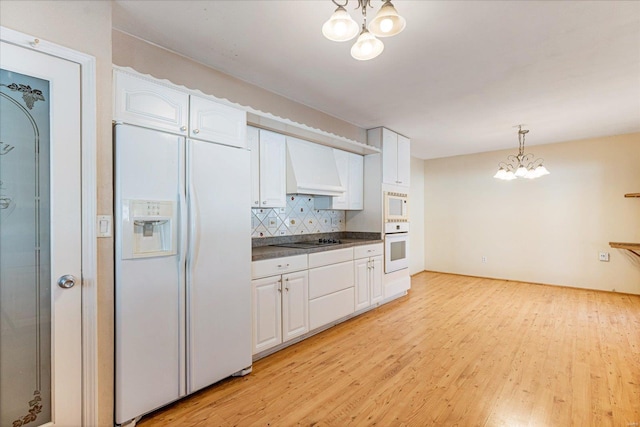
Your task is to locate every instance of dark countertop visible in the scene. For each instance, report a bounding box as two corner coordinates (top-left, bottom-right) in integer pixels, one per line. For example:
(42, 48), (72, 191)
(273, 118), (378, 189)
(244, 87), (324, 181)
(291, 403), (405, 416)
(252, 238), (383, 261)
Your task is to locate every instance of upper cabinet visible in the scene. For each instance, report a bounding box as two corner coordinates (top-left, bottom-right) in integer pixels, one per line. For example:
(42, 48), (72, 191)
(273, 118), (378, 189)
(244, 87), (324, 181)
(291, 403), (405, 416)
(114, 70), (246, 148)
(114, 70), (189, 135)
(368, 127), (411, 188)
(189, 95), (246, 148)
(248, 126), (286, 208)
(314, 149), (363, 211)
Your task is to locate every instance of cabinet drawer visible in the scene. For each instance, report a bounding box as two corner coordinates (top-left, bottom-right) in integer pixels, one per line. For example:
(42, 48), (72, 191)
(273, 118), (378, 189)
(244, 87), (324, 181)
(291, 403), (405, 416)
(354, 243), (383, 259)
(252, 255), (307, 279)
(308, 261), (354, 299)
(309, 288), (355, 330)
(308, 247), (353, 268)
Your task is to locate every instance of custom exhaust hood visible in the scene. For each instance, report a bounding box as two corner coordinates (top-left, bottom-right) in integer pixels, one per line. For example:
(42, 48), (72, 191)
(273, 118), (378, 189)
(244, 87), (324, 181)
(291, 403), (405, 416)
(286, 137), (345, 197)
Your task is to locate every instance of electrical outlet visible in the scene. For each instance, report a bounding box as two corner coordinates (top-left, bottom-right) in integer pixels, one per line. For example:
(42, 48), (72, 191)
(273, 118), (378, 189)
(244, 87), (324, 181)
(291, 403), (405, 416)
(599, 252), (610, 262)
(481, 256), (487, 263)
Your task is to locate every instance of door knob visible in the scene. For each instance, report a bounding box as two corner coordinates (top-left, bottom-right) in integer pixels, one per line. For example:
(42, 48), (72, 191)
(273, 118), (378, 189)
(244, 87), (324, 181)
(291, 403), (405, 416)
(57, 274), (77, 289)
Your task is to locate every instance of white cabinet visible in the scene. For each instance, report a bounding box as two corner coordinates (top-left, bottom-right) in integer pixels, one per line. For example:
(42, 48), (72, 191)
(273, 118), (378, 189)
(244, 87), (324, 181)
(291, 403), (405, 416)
(315, 149), (364, 211)
(189, 95), (246, 148)
(113, 70), (247, 147)
(114, 70), (189, 135)
(251, 256), (309, 355)
(348, 153), (364, 210)
(248, 126), (287, 208)
(354, 244), (383, 311)
(307, 248), (355, 330)
(368, 127), (410, 187)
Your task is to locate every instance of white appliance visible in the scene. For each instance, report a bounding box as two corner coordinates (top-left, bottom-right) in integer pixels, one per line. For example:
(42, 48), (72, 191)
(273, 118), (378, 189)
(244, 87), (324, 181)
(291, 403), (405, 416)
(384, 191), (409, 224)
(114, 124), (252, 425)
(384, 222), (409, 273)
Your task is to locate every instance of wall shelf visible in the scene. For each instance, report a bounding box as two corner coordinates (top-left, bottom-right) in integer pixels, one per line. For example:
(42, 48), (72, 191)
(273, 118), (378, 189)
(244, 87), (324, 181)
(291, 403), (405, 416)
(624, 193), (640, 198)
(609, 242), (640, 259)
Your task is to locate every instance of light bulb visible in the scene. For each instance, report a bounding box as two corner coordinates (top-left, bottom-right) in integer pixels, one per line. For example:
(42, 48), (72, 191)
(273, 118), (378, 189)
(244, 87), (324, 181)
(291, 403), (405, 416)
(351, 29), (384, 61)
(322, 6), (359, 42)
(369, 1), (406, 37)
(380, 18), (394, 33)
(334, 21), (347, 36)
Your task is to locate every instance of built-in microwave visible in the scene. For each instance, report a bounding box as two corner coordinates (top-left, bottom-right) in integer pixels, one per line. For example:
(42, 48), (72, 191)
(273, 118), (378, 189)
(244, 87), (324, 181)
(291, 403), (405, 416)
(384, 191), (409, 223)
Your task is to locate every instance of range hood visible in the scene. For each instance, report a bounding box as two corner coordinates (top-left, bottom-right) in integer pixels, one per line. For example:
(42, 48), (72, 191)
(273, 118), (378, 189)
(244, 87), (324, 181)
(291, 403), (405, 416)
(286, 137), (345, 197)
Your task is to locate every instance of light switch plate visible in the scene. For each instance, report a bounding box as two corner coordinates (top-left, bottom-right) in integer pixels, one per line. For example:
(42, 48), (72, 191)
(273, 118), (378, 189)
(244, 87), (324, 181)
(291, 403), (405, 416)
(97, 215), (112, 238)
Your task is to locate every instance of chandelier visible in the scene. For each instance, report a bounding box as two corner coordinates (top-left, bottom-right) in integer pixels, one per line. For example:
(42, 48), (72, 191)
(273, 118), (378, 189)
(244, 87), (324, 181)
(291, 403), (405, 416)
(493, 125), (550, 180)
(322, 0), (406, 61)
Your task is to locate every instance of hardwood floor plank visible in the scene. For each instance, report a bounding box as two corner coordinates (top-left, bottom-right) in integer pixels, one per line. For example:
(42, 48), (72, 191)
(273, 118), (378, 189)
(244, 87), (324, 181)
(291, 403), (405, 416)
(137, 272), (640, 427)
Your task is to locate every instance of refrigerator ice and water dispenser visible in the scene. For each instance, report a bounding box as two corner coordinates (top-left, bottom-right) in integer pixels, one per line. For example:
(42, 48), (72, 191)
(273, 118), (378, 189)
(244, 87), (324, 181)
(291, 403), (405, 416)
(121, 199), (177, 259)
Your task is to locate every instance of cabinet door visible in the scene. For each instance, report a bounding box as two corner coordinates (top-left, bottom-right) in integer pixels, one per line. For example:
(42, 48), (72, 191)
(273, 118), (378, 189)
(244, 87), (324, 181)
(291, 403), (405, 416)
(252, 276), (282, 354)
(282, 271), (309, 342)
(347, 153), (364, 210)
(396, 134), (411, 187)
(259, 130), (287, 208)
(354, 258), (370, 311)
(247, 126), (260, 208)
(370, 256), (384, 304)
(114, 71), (189, 134)
(189, 95), (246, 148)
(331, 149), (349, 210)
(381, 128), (399, 185)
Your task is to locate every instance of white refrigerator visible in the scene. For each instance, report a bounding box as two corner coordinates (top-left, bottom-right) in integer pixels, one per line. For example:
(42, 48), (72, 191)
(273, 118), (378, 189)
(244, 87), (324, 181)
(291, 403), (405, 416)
(114, 124), (252, 425)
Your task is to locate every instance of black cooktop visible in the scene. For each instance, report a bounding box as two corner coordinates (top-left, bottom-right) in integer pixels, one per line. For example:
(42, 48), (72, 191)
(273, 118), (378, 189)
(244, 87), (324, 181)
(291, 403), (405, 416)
(272, 239), (343, 249)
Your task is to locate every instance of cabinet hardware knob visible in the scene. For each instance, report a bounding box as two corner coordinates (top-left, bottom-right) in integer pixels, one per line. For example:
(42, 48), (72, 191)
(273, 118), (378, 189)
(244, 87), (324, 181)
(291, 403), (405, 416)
(285, 287), (289, 292)
(254, 200), (259, 204)
(193, 129), (200, 134)
(263, 201), (267, 204)
(180, 126), (187, 132)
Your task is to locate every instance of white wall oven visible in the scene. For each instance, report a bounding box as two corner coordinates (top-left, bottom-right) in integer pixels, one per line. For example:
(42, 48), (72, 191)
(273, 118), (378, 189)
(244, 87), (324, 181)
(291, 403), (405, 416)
(384, 223), (409, 273)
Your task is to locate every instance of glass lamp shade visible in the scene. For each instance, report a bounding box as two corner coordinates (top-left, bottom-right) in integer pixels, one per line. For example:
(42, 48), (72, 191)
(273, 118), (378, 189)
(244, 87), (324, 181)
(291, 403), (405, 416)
(525, 168), (538, 179)
(351, 29), (384, 60)
(514, 165), (528, 178)
(534, 164), (550, 176)
(494, 168), (507, 179)
(504, 171), (517, 180)
(322, 6), (360, 42)
(368, 1), (406, 37)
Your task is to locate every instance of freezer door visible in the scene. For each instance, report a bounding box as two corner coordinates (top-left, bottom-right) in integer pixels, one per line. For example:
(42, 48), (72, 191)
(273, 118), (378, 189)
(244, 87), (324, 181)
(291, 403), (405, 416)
(114, 125), (186, 424)
(186, 139), (252, 393)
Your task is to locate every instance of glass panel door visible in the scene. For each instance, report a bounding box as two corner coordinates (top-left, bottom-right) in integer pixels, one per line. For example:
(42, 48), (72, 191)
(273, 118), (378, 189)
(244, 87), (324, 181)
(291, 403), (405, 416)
(0, 69), (51, 427)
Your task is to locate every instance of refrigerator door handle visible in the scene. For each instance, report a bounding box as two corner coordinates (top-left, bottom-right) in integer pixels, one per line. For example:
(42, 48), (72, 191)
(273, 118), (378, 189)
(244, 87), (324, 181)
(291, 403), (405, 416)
(186, 141), (200, 270)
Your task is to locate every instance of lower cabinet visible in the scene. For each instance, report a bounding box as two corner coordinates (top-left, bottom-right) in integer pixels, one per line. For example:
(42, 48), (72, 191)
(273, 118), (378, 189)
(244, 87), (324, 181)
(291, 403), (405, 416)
(354, 256), (383, 311)
(308, 249), (355, 330)
(354, 243), (384, 311)
(251, 270), (308, 354)
(309, 287), (355, 330)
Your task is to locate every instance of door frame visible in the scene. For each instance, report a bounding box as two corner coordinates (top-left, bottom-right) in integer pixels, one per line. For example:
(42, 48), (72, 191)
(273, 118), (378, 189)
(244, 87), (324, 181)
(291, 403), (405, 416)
(0, 26), (99, 425)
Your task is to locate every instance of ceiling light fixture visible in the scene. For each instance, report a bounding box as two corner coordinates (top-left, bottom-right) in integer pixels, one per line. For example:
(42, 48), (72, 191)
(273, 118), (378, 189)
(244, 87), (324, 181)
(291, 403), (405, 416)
(493, 125), (550, 180)
(322, 0), (406, 61)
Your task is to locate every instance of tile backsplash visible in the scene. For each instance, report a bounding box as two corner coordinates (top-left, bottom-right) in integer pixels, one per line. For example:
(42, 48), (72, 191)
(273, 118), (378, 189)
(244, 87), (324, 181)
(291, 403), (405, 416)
(251, 195), (346, 238)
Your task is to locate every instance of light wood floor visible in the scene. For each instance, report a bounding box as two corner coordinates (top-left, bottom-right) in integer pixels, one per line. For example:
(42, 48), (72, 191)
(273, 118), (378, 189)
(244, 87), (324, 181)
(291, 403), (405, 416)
(138, 272), (640, 426)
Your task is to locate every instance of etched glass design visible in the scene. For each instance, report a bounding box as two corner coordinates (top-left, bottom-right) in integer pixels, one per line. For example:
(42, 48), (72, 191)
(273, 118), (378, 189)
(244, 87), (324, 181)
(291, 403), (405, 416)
(0, 68), (51, 427)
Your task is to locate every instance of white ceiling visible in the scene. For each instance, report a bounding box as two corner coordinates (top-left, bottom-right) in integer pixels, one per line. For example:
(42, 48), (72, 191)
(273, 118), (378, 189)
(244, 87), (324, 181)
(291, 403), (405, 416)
(112, 0), (640, 159)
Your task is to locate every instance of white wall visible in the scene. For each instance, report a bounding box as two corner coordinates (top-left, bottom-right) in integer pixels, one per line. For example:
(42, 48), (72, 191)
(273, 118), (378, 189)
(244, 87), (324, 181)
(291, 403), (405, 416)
(410, 156), (425, 275)
(424, 132), (640, 294)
